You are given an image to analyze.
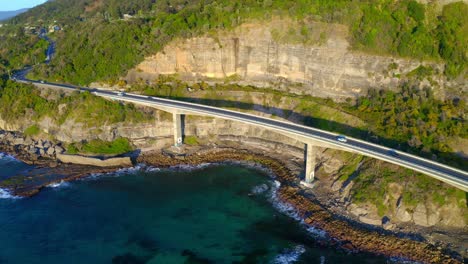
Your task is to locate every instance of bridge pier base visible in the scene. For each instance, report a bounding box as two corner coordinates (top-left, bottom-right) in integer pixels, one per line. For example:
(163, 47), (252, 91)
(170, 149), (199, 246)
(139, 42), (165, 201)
(173, 113), (183, 146)
(305, 143), (316, 183)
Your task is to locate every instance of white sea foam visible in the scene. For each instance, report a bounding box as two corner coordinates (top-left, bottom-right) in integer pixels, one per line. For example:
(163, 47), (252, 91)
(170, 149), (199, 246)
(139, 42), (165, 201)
(268, 180), (300, 221)
(272, 245), (306, 264)
(168, 163), (213, 171)
(0, 153), (18, 162)
(0, 188), (20, 199)
(47, 181), (70, 188)
(387, 257), (422, 264)
(320, 256), (326, 264)
(145, 167), (160, 172)
(304, 226), (327, 238)
(267, 180), (327, 239)
(115, 163), (146, 175)
(84, 163), (167, 181)
(251, 183), (269, 195)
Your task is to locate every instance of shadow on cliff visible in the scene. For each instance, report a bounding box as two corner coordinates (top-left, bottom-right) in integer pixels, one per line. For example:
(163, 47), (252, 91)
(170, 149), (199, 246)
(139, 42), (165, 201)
(161, 96), (467, 171)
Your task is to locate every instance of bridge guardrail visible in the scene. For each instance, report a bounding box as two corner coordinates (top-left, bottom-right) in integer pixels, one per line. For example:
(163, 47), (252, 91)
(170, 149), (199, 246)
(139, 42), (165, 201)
(124, 93), (468, 177)
(103, 93), (468, 189)
(17, 80), (468, 190)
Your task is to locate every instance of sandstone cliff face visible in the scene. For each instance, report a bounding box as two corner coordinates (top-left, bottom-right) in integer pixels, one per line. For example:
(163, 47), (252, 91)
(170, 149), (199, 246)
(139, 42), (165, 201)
(315, 150), (467, 230)
(129, 19), (464, 100)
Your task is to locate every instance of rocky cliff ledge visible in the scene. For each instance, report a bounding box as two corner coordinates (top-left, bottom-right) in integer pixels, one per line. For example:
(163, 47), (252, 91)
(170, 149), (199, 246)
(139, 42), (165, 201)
(128, 19), (465, 100)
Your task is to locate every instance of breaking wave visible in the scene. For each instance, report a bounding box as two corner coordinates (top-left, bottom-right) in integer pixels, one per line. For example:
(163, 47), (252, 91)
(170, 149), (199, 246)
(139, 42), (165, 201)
(0, 153), (18, 162)
(251, 183), (269, 195)
(167, 163), (213, 171)
(272, 245), (306, 264)
(387, 257), (422, 264)
(267, 180), (327, 239)
(0, 188), (20, 199)
(47, 181), (70, 188)
(84, 164), (151, 181)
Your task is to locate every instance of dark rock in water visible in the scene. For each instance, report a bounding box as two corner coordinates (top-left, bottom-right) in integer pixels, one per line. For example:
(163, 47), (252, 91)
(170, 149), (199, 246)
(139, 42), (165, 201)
(181, 249), (213, 264)
(112, 253), (147, 264)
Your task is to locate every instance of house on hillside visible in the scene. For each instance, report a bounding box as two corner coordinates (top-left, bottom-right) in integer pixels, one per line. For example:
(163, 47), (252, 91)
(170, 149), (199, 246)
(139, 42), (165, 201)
(48, 25), (61, 33)
(24, 25), (39, 34)
(123, 14), (134, 20)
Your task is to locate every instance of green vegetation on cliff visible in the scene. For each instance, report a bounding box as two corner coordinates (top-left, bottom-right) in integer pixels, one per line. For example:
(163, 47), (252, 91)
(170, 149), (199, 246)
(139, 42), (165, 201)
(0, 81), (151, 127)
(344, 156), (466, 219)
(23, 124), (41, 137)
(66, 138), (132, 155)
(349, 85), (467, 168)
(3, 0), (463, 85)
(0, 27), (48, 78)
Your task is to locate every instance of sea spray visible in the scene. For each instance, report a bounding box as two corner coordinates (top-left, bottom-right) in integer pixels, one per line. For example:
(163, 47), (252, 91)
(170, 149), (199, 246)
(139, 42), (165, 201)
(0, 188), (20, 199)
(0, 152), (19, 162)
(82, 164), (150, 181)
(47, 181), (70, 189)
(268, 180), (327, 239)
(272, 245), (306, 264)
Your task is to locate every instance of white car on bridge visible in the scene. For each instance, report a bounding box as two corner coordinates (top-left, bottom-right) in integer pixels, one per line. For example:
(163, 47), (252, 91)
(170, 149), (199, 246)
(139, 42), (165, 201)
(336, 135), (347, 142)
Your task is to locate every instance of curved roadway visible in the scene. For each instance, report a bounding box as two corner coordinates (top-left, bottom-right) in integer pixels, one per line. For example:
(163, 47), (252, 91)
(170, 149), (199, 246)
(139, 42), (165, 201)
(13, 77), (468, 192)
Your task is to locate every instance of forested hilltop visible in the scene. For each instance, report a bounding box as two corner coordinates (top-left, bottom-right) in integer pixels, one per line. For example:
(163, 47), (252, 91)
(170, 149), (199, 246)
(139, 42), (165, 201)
(0, 0), (466, 85)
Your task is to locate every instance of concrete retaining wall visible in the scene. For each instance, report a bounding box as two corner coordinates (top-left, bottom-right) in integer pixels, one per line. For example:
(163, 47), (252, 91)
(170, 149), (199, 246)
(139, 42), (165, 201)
(57, 154), (132, 167)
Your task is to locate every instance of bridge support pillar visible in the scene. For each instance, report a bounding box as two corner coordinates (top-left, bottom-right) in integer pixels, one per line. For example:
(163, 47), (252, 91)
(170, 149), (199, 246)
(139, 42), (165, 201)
(305, 143), (316, 183)
(173, 113), (183, 146)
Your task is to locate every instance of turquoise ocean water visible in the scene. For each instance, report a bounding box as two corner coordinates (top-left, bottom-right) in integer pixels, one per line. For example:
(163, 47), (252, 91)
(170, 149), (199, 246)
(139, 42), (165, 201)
(0, 153), (386, 263)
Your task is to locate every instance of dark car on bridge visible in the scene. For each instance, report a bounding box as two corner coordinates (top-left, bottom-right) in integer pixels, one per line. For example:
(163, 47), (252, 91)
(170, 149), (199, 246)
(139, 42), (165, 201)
(388, 149), (399, 157)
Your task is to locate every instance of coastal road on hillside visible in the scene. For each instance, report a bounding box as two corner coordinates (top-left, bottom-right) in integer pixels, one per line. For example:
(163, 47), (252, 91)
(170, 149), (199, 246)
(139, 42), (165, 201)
(13, 77), (468, 192)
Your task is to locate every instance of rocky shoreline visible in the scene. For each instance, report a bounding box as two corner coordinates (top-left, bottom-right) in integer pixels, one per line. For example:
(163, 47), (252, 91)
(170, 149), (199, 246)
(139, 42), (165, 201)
(0, 130), (463, 263)
(0, 130), (127, 196)
(136, 148), (462, 264)
(0, 130), (65, 166)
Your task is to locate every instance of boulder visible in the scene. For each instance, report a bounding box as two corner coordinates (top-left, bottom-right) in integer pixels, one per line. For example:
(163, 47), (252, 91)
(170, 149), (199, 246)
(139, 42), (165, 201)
(54, 146), (65, 154)
(36, 140), (44, 149)
(24, 137), (33, 145)
(395, 205), (412, 222)
(46, 147), (55, 156)
(44, 141), (52, 149)
(28, 147), (38, 154)
(348, 203), (369, 217)
(12, 137), (25, 145)
(383, 222), (396, 230)
(413, 203), (430, 227)
(359, 215), (381, 226)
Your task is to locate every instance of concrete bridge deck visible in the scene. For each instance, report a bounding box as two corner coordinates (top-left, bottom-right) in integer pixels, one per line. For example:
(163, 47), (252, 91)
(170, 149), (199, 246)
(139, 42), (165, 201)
(16, 79), (468, 192)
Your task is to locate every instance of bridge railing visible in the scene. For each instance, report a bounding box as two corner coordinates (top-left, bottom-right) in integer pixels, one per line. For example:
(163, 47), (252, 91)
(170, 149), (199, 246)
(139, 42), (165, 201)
(116, 93), (468, 177)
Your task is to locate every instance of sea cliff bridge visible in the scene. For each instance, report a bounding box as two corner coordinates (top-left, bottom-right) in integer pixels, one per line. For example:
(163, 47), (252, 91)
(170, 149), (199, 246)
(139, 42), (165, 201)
(15, 78), (468, 192)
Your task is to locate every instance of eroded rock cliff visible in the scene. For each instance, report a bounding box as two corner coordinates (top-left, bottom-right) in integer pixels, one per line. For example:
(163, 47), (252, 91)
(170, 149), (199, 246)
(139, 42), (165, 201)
(128, 19), (465, 100)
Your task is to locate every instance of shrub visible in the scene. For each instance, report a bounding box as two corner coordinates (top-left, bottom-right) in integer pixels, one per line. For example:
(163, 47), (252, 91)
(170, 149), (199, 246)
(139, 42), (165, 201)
(81, 138), (133, 155)
(66, 143), (79, 154)
(24, 124), (40, 137)
(184, 135), (199, 145)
